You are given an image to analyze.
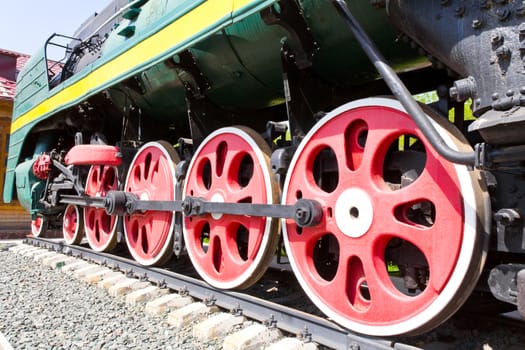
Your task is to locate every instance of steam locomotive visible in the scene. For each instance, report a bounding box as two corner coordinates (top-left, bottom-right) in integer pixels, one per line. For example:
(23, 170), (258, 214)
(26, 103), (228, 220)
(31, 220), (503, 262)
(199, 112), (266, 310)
(4, 0), (525, 337)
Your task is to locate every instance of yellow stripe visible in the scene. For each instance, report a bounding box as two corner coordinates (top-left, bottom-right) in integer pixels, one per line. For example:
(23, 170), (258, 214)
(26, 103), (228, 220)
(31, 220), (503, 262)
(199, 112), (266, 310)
(11, 0), (244, 133)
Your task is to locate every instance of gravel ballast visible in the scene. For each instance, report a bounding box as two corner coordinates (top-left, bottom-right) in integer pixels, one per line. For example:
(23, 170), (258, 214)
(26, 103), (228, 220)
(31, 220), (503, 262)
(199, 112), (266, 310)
(0, 243), (219, 349)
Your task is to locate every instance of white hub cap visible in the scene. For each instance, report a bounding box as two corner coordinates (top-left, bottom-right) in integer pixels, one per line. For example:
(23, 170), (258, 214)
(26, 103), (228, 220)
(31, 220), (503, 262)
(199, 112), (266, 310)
(210, 193), (225, 220)
(335, 187), (373, 238)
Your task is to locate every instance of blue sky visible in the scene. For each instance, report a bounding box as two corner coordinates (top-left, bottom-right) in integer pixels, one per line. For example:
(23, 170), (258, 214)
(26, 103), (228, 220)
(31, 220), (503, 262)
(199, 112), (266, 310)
(0, 0), (110, 55)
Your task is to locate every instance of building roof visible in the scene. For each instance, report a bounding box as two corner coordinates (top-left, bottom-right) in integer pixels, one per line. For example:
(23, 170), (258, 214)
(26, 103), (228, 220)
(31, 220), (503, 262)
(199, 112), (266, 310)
(0, 77), (16, 100)
(16, 55), (30, 73)
(0, 48), (27, 57)
(0, 49), (30, 101)
(0, 48), (30, 73)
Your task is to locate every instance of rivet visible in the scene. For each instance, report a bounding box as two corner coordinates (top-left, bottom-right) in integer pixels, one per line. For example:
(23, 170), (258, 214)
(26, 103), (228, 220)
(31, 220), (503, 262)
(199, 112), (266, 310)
(492, 93), (500, 100)
(506, 89), (515, 97)
(520, 87), (525, 95)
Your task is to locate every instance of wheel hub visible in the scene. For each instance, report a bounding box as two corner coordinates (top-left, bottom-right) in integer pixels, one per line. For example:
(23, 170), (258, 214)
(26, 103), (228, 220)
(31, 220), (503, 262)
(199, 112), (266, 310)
(210, 193), (225, 220)
(335, 187), (373, 238)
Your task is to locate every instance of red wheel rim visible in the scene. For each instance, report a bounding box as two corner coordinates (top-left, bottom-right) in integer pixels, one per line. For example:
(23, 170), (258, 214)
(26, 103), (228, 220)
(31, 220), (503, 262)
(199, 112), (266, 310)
(63, 204), (83, 245)
(124, 141), (178, 266)
(183, 127), (278, 289)
(31, 217), (46, 237)
(282, 98), (485, 336)
(84, 165), (119, 252)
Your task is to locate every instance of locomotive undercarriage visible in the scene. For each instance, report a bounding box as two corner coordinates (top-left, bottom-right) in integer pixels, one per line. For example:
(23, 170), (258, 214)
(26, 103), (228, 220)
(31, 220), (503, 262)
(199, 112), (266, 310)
(14, 0), (525, 339)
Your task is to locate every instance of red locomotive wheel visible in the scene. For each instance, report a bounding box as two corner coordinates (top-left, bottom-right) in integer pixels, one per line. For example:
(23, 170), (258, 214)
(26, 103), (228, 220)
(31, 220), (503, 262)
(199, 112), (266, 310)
(31, 217), (47, 237)
(282, 98), (488, 336)
(84, 165), (119, 252)
(183, 127), (279, 290)
(63, 204), (84, 245)
(124, 141), (179, 266)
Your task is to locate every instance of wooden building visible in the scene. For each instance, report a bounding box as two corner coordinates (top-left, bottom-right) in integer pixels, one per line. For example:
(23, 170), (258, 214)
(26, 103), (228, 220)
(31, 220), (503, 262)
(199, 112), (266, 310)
(0, 48), (30, 233)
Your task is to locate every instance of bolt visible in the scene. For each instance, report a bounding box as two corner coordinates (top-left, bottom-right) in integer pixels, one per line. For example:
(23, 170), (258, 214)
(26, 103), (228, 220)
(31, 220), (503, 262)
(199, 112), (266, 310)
(520, 23), (525, 35)
(496, 45), (511, 59)
(454, 6), (466, 17)
(472, 19), (483, 29)
(193, 202), (201, 214)
(349, 343), (361, 350)
(450, 76), (477, 102)
(450, 87), (459, 100)
(480, 0), (492, 9)
(517, 4), (525, 16)
(496, 8), (511, 21)
(491, 33), (504, 45)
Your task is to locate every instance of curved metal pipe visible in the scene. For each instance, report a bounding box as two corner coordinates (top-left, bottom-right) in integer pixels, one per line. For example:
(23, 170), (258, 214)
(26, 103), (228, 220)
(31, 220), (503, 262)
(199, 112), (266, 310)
(332, 0), (477, 166)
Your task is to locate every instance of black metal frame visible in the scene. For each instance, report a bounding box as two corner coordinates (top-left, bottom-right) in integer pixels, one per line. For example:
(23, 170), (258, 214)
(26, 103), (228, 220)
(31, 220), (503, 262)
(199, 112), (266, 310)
(331, 0), (525, 169)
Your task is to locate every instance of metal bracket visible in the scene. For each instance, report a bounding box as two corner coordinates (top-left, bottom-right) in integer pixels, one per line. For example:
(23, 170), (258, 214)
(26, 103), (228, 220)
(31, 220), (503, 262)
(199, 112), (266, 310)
(170, 49), (227, 146)
(488, 264), (525, 305)
(51, 159), (84, 195)
(261, 0), (319, 69)
(173, 160), (188, 257)
(261, 0), (326, 142)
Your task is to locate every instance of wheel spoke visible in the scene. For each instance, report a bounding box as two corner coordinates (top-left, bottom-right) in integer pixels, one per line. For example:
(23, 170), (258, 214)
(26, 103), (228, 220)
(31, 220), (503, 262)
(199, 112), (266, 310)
(231, 215), (264, 260)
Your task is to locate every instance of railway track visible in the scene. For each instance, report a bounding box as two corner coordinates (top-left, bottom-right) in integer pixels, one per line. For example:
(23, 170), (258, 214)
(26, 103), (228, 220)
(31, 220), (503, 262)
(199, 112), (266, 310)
(3, 237), (525, 349)
(3, 236), (424, 350)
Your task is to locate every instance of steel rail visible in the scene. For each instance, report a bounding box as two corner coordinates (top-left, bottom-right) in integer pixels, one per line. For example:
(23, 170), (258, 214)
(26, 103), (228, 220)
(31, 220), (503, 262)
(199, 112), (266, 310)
(26, 237), (421, 350)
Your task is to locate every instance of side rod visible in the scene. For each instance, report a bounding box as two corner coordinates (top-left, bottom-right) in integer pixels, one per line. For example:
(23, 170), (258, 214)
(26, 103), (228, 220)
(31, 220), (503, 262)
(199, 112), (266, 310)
(60, 193), (323, 227)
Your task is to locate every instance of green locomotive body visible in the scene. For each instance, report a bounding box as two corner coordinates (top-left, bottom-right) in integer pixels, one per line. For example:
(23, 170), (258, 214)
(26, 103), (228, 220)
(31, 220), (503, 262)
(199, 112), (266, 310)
(5, 0), (525, 338)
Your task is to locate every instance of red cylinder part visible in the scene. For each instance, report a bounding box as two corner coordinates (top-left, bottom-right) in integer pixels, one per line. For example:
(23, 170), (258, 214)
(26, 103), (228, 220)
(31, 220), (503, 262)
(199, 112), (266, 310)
(32, 154), (52, 179)
(64, 145), (122, 166)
